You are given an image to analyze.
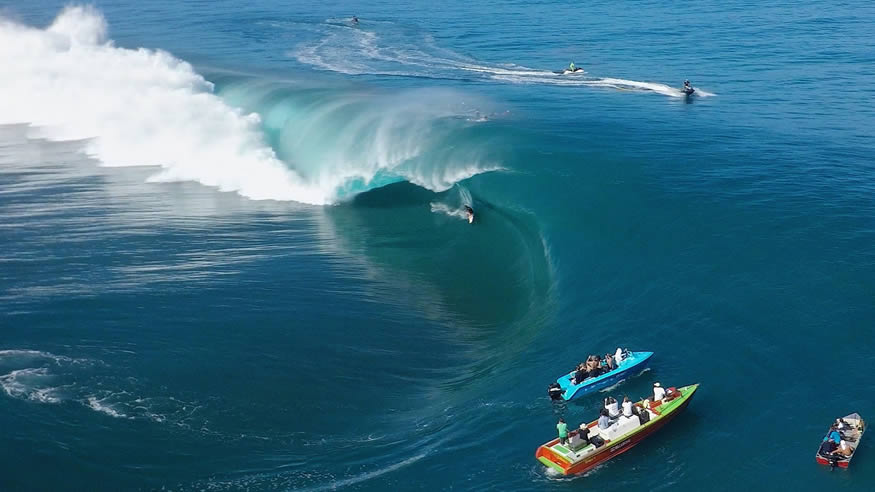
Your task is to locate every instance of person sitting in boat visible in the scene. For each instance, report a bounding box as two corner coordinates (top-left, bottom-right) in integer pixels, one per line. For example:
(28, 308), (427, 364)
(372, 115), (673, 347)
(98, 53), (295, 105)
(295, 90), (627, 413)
(569, 61), (576, 72)
(622, 396), (634, 417)
(571, 363), (587, 384)
(557, 417), (569, 445)
(604, 396), (620, 418)
(653, 382), (666, 401)
(823, 423), (843, 444)
(836, 440), (854, 457)
(614, 347), (626, 364)
(598, 408), (613, 430)
(603, 353), (616, 371)
(818, 437), (839, 457)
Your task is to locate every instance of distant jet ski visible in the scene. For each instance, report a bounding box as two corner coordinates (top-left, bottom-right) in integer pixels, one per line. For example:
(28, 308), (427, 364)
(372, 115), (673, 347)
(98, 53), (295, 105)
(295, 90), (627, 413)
(464, 205), (474, 224)
(682, 79), (695, 95)
(555, 62), (584, 75)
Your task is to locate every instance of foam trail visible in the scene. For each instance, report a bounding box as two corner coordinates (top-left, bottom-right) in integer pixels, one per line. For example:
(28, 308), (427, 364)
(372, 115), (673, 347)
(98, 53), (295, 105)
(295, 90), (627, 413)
(293, 21), (715, 97)
(429, 185), (474, 220)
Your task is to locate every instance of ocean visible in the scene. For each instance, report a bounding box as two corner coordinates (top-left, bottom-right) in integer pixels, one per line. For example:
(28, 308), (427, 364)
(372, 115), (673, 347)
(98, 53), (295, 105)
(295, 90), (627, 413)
(1, 0), (873, 490)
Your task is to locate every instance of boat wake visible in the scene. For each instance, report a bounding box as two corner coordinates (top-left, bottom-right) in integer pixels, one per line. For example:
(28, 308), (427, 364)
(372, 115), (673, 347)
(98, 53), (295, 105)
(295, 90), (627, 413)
(290, 19), (714, 97)
(0, 348), (205, 426)
(0, 7), (505, 205)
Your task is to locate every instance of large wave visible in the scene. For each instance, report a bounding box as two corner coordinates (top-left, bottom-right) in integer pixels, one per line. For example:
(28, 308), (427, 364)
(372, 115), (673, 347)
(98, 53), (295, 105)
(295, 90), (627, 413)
(0, 6), (502, 204)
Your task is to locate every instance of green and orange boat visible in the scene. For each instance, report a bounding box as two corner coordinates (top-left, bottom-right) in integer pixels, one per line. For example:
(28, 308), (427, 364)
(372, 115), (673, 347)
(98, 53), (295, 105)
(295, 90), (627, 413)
(536, 383), (699, 476)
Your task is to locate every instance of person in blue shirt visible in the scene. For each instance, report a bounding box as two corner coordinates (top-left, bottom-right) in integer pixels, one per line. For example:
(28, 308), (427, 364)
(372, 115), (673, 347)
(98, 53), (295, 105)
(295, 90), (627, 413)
(823, 424), (842, 444)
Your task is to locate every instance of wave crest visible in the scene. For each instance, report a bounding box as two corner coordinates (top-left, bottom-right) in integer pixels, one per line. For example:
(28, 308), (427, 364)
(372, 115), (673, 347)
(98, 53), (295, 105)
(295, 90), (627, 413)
(0, 7), (502, 204)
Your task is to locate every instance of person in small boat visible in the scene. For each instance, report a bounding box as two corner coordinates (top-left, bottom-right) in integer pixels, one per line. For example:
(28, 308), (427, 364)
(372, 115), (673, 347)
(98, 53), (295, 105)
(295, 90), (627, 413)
(604, 396), (620, 418)
(568, 62), (576, 72)
(622, 396), (634, 417)
(603, 353), (616, 371)
(598, 408), (613, 430)
(818, 437), (838, 456)
(683, 80), (692, 92)
(614, 347), (625, 364)
(557, 417), (569, 445)
(836, 440), (854, 457)
(823, 423), (842, 444)
(652, 382), (666, 401)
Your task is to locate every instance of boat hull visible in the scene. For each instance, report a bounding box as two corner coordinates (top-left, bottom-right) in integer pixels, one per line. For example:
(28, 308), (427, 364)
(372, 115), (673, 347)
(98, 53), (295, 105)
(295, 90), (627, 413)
(537, 384), (698, 476)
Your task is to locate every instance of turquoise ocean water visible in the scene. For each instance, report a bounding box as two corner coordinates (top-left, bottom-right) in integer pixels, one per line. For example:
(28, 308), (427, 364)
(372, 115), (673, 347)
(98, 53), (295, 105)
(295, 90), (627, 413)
(2, 1), (874, 490)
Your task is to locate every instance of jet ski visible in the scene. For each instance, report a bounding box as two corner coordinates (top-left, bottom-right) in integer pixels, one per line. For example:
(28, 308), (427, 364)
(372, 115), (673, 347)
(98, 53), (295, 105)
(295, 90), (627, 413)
(681, 80), (695, 95)
(556, 67), (585, 75)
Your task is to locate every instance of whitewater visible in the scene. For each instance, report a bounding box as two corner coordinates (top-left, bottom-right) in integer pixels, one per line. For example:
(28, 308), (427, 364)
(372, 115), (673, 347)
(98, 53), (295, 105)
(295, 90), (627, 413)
(0, 6), (502, 204)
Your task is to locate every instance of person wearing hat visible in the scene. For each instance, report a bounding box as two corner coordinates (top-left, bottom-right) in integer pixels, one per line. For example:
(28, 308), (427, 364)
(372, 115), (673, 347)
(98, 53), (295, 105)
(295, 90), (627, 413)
(557, 417), (569, 445)
(652, 382), (666, 401)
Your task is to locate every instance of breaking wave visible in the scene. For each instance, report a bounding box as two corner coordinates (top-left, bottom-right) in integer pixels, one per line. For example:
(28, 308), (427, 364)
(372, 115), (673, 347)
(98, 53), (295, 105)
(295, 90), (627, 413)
(0, 6), (504, 204)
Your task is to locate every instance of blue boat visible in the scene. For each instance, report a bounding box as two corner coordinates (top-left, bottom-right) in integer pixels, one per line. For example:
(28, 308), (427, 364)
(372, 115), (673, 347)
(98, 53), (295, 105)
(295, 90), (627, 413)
(554, 351), (653, 401)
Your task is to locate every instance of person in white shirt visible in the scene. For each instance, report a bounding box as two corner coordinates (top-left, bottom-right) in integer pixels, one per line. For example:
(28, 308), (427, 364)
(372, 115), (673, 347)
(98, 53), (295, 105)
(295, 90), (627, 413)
(614, 347), (625, 364)
(653, 382), (666, 401)
(622, 396), (634, 417)
(605, 397), (619, 418)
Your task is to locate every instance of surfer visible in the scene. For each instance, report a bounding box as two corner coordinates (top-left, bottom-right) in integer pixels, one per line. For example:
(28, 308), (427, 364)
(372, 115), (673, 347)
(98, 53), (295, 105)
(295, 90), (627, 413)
(352, 15), (359, 24)
(464, 205), (474, 224)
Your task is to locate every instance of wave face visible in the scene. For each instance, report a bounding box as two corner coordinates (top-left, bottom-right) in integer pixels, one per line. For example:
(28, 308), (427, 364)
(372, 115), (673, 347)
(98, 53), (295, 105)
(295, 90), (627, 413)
(0, 6), (503, 204)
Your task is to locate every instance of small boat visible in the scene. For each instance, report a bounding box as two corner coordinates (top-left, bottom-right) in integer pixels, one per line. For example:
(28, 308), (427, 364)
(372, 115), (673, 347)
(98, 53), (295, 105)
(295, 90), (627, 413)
(815, 413), (866, 469)
(552, 351), (653, 401)
(536, 384), (699, 476)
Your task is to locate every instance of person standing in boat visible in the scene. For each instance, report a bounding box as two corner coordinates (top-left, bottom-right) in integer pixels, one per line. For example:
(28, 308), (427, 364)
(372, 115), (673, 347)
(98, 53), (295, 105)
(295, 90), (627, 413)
(653, 382), (666, 401)
(622, 396), (634, 418)
(557, 418), (569, 445)
(604, 397), (620, 418)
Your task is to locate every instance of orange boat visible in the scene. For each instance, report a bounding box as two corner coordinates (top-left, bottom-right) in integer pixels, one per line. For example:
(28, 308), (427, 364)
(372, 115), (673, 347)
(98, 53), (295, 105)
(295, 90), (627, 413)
(536, 384), (698, 476)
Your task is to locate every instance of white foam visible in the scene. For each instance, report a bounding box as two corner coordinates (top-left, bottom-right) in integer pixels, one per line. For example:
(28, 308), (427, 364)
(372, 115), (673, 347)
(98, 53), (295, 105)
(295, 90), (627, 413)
(0, 6), (325, 204)
(86, 395), (128, 418)
(0, 367), (61, 403)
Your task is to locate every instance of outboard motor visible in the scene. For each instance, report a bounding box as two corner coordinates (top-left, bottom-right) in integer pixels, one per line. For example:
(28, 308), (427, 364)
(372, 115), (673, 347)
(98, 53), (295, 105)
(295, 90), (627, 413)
(548, 383), (564, 401)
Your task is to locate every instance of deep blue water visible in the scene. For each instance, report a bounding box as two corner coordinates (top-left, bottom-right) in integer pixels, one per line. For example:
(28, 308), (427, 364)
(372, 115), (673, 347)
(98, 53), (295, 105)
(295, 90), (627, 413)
(2, 1), (874, 490)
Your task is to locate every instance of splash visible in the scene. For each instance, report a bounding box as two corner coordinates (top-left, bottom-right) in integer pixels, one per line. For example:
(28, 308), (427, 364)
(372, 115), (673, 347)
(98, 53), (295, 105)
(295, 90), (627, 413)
(429, 185), (474, 221)
(0, 7), (502, 204)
